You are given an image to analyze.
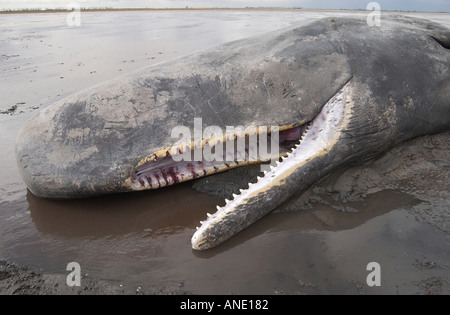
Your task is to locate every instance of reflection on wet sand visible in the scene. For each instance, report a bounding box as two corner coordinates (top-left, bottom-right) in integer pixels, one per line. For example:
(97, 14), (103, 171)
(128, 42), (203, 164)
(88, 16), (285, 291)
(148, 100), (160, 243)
(27, 182), (220, 239)
(27, 171), (419, 256)
(193, 189), (420, 258)
(17, 164), (433, 294)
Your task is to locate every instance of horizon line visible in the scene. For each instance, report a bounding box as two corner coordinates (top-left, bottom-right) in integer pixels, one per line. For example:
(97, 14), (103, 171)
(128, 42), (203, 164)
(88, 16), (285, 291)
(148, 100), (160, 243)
(0, 7), (449, 14)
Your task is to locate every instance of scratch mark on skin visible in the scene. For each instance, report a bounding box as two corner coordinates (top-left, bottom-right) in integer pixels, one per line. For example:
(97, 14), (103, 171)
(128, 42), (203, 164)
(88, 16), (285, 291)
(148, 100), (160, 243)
(182, 99), (197, 114)
(207, 98), (225, 126)
(262, 74), (271, 101)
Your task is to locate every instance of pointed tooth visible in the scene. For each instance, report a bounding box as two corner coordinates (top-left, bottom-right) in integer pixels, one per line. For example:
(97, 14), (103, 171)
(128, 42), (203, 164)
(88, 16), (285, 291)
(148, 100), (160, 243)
(196, 226), (199, 230)
(225, 199), (230, 204)
(270, 165), (276, 170)
(216, 205), (221, 211)
(207, 213), (211, 217)
(200, 220), (204, 224)
(276, 160), (281, 165)
(232, 193), (238, 199)
(256, 176), (262, 181)
(239, 189), (244, 193)
(249, 183), (253, 187)
(263, 171), (268, 175)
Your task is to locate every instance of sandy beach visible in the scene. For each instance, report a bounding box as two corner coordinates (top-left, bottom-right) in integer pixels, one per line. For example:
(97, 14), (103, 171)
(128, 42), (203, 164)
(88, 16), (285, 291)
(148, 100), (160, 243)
(1, 9), (449, 295)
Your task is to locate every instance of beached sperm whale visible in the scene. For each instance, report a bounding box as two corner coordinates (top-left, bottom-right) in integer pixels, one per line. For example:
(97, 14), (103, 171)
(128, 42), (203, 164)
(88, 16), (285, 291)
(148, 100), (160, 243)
(16, 15), (450, 250)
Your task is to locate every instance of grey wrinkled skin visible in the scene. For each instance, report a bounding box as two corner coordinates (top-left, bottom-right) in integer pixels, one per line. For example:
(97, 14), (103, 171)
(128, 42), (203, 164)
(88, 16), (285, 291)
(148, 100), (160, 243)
(16, 15), (450, 202)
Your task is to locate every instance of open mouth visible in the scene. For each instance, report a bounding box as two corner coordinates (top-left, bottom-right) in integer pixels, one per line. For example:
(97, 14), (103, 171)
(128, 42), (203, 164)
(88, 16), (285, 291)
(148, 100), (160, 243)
(190, 80), (352, 250)
(130, 123), (312, 190)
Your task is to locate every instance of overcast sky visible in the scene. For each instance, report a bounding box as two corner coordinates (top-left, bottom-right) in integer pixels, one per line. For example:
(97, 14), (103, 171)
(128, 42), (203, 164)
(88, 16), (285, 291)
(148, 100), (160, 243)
(0, 0), (448, 12)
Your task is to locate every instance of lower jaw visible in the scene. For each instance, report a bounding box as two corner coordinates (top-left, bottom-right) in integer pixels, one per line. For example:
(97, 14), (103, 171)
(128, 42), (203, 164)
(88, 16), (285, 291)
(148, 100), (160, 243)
(191, 80), (352, 250)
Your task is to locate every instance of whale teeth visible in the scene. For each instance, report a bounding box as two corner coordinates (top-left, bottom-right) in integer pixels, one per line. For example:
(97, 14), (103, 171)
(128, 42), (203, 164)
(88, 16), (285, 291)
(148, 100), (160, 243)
(263, 171), (268, 175)
(239, 189), (244, 193)
(248, 183), (253, 187)
(276, 160), (281, 165)
(200, 220), (204, 224)
(196, 226), (199, 230)
(216, 205), (221, 211)
(207, 213), (211, 217)
(256, 176), (262, 181)
(232, 193), (238, 199)
(270, 165), (276, 170)
(225, 199), (230, 204)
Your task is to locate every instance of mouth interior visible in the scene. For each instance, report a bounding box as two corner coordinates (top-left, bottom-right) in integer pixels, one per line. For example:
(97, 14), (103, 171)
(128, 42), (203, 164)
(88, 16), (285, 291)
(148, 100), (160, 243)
(130, 123), (311, 190)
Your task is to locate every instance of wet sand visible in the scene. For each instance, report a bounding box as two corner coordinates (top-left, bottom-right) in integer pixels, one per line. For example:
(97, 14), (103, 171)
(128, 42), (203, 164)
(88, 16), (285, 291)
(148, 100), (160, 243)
(0, 10), (449, 295)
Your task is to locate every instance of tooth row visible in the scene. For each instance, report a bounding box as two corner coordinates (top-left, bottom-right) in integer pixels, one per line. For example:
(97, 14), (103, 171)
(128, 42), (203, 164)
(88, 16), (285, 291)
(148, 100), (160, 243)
(198, 180), (256, 230)
(197, 122), (313, 230)
(197, 158), (279, 229)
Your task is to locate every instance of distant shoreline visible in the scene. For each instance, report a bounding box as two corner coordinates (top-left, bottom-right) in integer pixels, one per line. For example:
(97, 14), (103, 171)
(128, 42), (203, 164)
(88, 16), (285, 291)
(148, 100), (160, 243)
(0, 8), (449, 15)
